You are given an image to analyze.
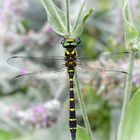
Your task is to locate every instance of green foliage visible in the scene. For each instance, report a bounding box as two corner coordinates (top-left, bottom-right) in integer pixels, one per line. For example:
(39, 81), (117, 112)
(121, 88), (140, 140)
(71, 8), (94, 38)
(78, 87), (110, 140)
(75, 73), (93, 140)
(0, 130), (19, 140)
(40, 0), (66, 36)
(121, 0), (140, 50)
(21, 19), (31, 32)
(117, 0), (139, 140)
(40, 0), (94, 38)
(0, 131), (12, 140)
(76, 125), (91, 140)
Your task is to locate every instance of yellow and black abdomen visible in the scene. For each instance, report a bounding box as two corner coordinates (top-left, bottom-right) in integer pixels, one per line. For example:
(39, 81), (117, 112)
(68, 68), (77, 140)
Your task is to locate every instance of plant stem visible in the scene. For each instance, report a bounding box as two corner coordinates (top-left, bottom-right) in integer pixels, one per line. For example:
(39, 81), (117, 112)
(117, 0), (136, 139)
(117, 50), (135, 140)
(75, 72), (93, 140)
(66, 0), (70, 35)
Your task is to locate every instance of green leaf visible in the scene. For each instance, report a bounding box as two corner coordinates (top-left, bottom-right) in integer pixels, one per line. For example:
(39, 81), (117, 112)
(76, 125), (91, 140)
(40, 0), (66, 36)
(72, 0), (86, 32)
(0, 131), (13, 140)
(121, 88), (140, 140)
(122, 0), (140, 50)
(124, 7), (138, 45)
(71, 8), (94, 38)
(132, 37), (140, 51)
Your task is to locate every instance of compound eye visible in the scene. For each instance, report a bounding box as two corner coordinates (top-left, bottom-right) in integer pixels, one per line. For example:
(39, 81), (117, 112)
(71, 42), (77, 46)
(63, 42), (69, 47)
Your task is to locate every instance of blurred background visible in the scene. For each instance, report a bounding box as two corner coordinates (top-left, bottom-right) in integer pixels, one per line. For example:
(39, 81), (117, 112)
(0, 0), (140, 140)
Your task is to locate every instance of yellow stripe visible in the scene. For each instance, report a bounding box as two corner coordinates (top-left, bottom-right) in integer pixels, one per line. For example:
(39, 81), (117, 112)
(69, 78), (73, 81)
(70, 108), (75, 111)
(69, 62), (73, 64)
(70, 88), (74, 91)
(70, 128), (77, 130)
(69, 119), (76, 121)
(68, 70), (74, 72)
(70, 98), (74, 101)
(67, 38), (74, 42)
(71, 50), (75, 54)
(66, 51), (70, 54)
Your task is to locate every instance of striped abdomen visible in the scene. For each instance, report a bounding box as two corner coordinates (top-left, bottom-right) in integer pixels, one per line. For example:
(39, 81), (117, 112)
(68, 68), (77, 140)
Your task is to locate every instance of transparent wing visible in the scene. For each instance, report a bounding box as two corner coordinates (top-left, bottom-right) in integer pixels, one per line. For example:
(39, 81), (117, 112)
(78, 51), (130, 65)
(76, 51), (140, 92)
(7, 52), (130, 73)
(9, 68), (69, 89)
(75, 65), (127, 89)
(7, 56), (66, 72)
(7, 55), (68, 88)
(7, 54), (127, 86)
(8, 53), (140, 90)
(77, 51), (129, 77)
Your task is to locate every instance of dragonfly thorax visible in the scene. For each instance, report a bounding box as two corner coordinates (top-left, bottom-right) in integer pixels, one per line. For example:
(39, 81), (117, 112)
(65, 49), (77, 67)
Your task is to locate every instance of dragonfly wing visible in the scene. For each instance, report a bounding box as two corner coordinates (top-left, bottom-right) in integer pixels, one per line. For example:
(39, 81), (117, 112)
(77, 51), (131, 67)
(10, 68), (69, 89)
(7, 56), (66, 72)
(75, 62), (128, 91)
(8, 55), (68, 88)
(76, 55), (140, 93)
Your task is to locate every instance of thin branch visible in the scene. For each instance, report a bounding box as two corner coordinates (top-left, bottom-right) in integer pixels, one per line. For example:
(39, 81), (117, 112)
(75, 72), (93, 140)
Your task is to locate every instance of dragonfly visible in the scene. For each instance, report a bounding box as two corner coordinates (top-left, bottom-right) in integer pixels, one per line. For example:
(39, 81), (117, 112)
(8, 37), (129, 140)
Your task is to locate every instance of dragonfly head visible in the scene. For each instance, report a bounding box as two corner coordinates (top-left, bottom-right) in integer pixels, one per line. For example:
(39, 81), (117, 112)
(61, 38), (79, 48)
